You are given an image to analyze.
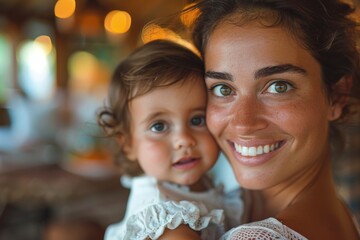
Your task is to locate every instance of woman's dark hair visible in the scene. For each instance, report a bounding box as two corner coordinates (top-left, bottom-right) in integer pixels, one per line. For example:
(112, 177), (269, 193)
(190, 0), (360, 122)
(97, 39), (204, 176)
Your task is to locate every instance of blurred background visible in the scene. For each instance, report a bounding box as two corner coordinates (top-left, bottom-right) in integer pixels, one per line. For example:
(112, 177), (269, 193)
(0, 0), (198, 239)
(0, 0), (359, 239)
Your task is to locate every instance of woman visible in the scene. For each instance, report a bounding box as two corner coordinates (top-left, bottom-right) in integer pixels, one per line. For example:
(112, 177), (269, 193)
(160, 0), (360, 239)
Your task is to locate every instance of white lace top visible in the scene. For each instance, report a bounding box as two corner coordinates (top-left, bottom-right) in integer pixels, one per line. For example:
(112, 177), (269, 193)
(105, 175), (244, 240)
(221, 218), (308, 240)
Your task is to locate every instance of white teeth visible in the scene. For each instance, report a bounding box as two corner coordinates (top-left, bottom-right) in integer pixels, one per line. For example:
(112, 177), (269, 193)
(235, 144), (241, 153)
(234, 142), (281, 157)
(249, 147), (257, 157)
(264, 145), (270, 153)
(242, 146), (249, 156)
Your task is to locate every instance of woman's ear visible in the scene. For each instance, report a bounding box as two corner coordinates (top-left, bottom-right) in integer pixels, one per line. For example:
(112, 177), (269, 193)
(116, 136), (136, 161)
(328, 75), (353, 121)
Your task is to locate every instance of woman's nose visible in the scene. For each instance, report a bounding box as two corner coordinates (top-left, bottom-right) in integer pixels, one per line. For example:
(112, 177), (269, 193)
(173, 128), (196, 150)
(229, 96), (268, 134)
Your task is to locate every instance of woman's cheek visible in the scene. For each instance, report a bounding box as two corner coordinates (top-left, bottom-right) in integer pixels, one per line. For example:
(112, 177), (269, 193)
(206, 104), (228, 137)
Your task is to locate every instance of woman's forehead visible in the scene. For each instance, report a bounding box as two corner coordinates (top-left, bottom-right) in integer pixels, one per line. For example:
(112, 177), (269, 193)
(204, 22), (321, 79)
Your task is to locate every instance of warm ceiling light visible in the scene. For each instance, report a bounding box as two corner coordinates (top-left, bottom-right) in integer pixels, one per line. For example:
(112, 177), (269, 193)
(54, 0), (76, 19)
(104, 10), (131, 34)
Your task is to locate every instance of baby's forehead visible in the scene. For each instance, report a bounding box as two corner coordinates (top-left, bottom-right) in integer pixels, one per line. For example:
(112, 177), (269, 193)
(132, 73), (204, 98)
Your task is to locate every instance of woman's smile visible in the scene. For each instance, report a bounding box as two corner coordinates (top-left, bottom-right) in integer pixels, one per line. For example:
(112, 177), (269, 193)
(233, 140), (283, 157)
(228, 139), (286, 167)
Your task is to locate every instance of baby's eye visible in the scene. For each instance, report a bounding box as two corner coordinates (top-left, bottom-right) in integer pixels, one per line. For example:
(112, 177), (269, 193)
(210, 84), (233, 97)
(267, 81), (294, 93)
(190, 116), (206, 126)
(150, 122), (168, 133)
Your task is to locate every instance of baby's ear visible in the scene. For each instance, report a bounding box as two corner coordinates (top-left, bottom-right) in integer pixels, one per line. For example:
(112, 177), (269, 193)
(328, 75), (353, 121)
(116, 136), (136, 161)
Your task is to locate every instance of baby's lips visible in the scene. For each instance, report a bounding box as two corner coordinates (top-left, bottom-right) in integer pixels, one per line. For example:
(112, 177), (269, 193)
(173, 156), (197, 166)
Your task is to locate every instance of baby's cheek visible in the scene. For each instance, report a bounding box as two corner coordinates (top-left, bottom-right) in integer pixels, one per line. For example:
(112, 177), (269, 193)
(141, 141), (169, 161)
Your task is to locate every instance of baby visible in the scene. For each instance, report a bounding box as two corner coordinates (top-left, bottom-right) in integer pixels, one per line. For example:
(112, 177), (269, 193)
(97, 39), (242, 239)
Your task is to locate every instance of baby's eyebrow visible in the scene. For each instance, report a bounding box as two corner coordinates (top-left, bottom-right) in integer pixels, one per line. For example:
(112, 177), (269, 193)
(141, 112), (164, 125)
(254, 64), (307, 79)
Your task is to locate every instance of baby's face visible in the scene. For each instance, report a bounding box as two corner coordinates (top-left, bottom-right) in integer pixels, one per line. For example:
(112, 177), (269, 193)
(126, 77), (219, 186)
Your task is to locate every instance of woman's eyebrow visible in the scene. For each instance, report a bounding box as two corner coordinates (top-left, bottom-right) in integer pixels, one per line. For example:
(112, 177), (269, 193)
(205, 64), (306, 81)
(254, 64), (307, 79)
(205, 71), (233, 81)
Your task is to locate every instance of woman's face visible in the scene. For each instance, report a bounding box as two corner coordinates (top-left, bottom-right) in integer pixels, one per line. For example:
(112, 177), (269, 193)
(204, 22), (341, 190)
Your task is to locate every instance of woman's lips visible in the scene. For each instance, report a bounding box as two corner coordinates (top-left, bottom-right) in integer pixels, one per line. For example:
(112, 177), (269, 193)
(230, 140), (285, 167)
(234, 141), (284, 157)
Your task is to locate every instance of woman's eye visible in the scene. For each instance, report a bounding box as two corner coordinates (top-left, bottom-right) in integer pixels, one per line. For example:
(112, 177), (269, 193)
(190, 116), (206, 126)
(150, 122), (167, 132)
(267, 81), (294, 93)
(211, 84), (233, 97)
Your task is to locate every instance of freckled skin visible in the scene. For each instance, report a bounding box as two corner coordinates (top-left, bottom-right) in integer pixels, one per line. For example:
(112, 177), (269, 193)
(203, 21), (360, 239)
(205, 22), (334, 190)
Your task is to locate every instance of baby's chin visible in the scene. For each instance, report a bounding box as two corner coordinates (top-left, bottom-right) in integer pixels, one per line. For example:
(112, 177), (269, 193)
(181, 177), (208, 192)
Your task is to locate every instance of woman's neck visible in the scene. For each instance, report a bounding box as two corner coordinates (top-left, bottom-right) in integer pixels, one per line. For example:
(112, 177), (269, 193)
(247, 157), (331, 221)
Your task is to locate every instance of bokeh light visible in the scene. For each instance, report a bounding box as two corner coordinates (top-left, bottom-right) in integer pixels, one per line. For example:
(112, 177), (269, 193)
(0, 34), (11, 102)
(54, 0), (76, 19)
(104, 10), (131, 34)
(34, 35), (53, 55)
(17, 40), (55, 100)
